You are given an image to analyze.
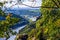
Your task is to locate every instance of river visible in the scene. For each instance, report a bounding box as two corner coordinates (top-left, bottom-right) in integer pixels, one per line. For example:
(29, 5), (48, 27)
(0, 7), (40, 40)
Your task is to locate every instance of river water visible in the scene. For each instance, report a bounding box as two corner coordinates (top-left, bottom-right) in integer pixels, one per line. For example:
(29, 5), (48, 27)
(0, 7), (40, 40)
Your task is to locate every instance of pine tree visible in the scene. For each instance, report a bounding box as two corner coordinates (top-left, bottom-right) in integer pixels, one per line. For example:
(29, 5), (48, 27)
(36, 0), (60, 40)
(15, 0), (60, 40)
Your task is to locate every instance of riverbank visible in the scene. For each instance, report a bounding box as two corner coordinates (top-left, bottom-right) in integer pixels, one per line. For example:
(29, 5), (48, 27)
(0, 7), (40, 40)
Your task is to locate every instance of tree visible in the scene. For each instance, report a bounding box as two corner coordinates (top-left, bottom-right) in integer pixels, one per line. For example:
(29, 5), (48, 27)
(0, 2), (20, 38)
(13, 0), (60, 40)
(36, 0), (60, 40)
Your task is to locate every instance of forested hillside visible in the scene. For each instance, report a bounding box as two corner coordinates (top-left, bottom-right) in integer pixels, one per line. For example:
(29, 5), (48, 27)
(16, 0), (60, 40)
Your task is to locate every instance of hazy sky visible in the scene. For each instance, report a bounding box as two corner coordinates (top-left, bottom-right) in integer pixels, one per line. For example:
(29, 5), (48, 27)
(1, 0), (42, 8)
(23, 0), (42, 6)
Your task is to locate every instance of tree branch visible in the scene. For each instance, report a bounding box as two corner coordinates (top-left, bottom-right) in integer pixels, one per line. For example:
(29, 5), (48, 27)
(52, 0), (59, 8)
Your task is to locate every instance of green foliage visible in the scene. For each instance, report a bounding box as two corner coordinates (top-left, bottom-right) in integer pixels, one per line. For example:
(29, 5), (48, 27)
(0, 2), (21, 38)
(19, 22), (36, 34)
(20, 0), (60, 40)
(0, 17), (20, 37)
(0, 9), (6, 16)
(0, 10), (20, 37)
(0, 2), (3, 6)
(36, 0), (60, 40)
(15, 0), (60, 40)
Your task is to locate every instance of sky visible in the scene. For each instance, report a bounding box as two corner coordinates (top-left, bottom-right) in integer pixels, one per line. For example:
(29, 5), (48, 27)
(1, 0), (42, 8)
(23, 0), (42, 6)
